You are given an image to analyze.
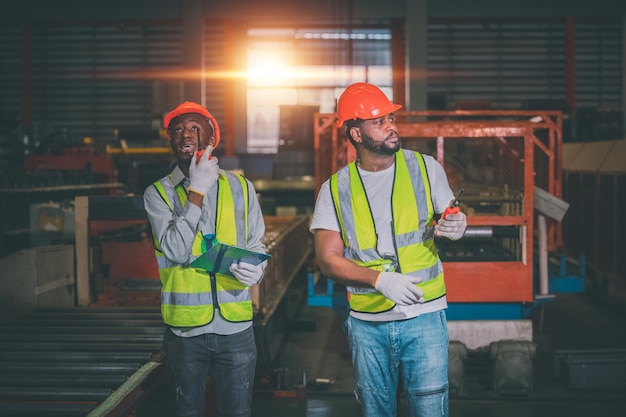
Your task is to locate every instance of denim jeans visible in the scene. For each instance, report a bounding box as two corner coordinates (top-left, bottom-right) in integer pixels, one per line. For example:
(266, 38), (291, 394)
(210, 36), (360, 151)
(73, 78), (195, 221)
(345, 310), (449, 417)
(163, 326), (257, 417)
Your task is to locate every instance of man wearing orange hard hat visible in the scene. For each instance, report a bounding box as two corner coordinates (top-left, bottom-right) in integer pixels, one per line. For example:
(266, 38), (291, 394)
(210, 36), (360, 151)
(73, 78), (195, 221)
(144, 101), (267, 417)
(310, 83), (467, 417)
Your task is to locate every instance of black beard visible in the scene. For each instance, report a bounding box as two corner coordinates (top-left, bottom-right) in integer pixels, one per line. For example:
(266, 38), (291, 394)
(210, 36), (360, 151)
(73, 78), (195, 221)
(361, 132), (401, 156)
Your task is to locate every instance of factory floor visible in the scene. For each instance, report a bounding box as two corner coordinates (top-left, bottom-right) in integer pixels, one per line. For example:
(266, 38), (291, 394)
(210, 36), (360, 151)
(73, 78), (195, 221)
(138, 290), (626, 417)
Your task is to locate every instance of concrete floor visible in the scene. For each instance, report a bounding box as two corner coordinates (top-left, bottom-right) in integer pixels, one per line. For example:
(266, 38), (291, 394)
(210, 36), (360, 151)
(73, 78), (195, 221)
(138, 292), (626, 417)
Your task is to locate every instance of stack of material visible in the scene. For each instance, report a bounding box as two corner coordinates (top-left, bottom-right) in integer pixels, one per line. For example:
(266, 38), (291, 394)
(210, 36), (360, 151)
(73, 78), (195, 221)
(253, 215), (312, 325)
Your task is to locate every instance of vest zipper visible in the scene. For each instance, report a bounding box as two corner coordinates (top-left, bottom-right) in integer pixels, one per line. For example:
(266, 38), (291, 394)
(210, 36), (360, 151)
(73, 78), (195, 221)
(389, 164), (400, 273)
(210, 243), (229, 311)
(209, 272), (219, 310)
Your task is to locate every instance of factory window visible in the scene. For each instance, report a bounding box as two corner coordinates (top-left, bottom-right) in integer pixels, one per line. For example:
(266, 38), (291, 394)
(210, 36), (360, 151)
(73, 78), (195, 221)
(246, 28), (392, 154)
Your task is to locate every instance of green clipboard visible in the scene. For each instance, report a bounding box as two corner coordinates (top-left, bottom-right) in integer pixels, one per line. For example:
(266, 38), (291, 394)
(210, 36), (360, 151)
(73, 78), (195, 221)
(189, 234), (270, 277)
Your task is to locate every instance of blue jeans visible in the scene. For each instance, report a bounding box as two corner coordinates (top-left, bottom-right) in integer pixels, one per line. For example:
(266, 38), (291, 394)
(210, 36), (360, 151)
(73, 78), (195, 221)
(163, 326), (257, 417)
(344, 311), (449, 417)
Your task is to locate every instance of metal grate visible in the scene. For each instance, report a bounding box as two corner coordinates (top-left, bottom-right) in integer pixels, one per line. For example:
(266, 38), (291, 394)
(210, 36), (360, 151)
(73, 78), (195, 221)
(428, 21), (567, 110)
(29, 22), (183, 144)
(575, 20), (623, 108)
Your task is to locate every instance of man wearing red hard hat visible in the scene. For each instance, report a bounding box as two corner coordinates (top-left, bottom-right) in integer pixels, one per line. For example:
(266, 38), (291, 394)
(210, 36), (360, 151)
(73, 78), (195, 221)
(310, 83), (467, 417)
(144, 101), (267, 417)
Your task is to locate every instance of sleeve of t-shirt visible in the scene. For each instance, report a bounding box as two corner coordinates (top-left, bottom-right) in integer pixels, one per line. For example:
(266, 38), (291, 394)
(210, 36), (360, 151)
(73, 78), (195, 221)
(309, 180), (340, 233)
(423, 155), (455, 214)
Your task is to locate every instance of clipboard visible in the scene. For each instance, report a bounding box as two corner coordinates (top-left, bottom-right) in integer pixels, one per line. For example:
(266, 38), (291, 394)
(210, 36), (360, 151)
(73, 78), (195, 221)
(189, 234), (270, 277)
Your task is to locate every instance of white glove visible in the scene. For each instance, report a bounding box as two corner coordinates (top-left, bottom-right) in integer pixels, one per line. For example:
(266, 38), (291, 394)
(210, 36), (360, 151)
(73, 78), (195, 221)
(188, 149), (219, 196)
(435, 212), (467, 241)
(374, 272), (424, 306)
(229, 261), (265, 287)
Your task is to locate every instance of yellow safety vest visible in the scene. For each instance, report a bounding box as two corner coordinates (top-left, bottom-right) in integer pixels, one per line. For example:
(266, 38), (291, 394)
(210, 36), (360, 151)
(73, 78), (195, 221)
(330, 149), (446, 313)
(151, 171), (252, 327)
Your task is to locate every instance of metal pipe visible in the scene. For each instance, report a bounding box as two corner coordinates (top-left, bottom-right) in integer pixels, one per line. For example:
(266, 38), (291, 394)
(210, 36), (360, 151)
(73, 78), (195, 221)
(0, 402), (96, 416)
(0, 326), (164, 335)
(538, 214), (549, 295)
(462, 226), (495, 239)
(20, 312), (161, 321)
(32, 307), (160, 314)
(449, 226), (519, 239)
(0, 386), (112, 402)
(0, 362), (141, 374)
(0, 342), (162, 353)
(0, 373), (127, 388)
(1, 351), (153, 363)
(0, 334), (163, 343)
(11, 319), (164, 327)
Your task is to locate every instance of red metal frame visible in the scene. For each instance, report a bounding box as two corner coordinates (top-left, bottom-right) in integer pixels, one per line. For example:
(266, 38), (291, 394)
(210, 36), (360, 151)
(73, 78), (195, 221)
(314, 110), (563, 303)
(25, 146), (119, 192)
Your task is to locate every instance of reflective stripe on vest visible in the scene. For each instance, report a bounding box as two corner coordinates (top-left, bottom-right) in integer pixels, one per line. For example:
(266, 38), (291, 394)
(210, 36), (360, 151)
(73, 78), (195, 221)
(330, 149), (446, 313)
(151, 171), (252, 326)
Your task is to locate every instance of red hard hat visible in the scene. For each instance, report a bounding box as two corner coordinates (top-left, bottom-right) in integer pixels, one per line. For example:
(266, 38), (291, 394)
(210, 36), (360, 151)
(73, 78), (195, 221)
(336, 82), (402, 127)
(163, 101), (221, 148)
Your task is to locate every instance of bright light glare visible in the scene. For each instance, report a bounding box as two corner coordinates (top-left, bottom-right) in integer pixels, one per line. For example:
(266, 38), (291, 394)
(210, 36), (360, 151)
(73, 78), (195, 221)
(247, 62), (373, 87)
(247, 60), (295, 86)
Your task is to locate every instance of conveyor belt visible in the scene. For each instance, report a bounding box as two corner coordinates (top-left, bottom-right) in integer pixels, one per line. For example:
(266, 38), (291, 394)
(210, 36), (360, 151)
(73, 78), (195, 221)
(0, 307), (165, 417)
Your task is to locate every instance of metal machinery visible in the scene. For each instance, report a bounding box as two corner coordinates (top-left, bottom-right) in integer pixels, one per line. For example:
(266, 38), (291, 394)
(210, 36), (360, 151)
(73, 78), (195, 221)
(0, 143), (123, 258)
(313, 110), (583, 395)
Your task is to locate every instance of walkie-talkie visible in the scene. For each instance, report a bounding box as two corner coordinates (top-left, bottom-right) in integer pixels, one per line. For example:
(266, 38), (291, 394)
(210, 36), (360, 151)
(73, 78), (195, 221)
(441, 188), (464, 220)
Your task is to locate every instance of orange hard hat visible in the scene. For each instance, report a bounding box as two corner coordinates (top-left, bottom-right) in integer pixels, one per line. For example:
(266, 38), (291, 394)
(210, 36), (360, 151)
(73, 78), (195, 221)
(336, 82), (402, 127)
(163, 101), (221, 148)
